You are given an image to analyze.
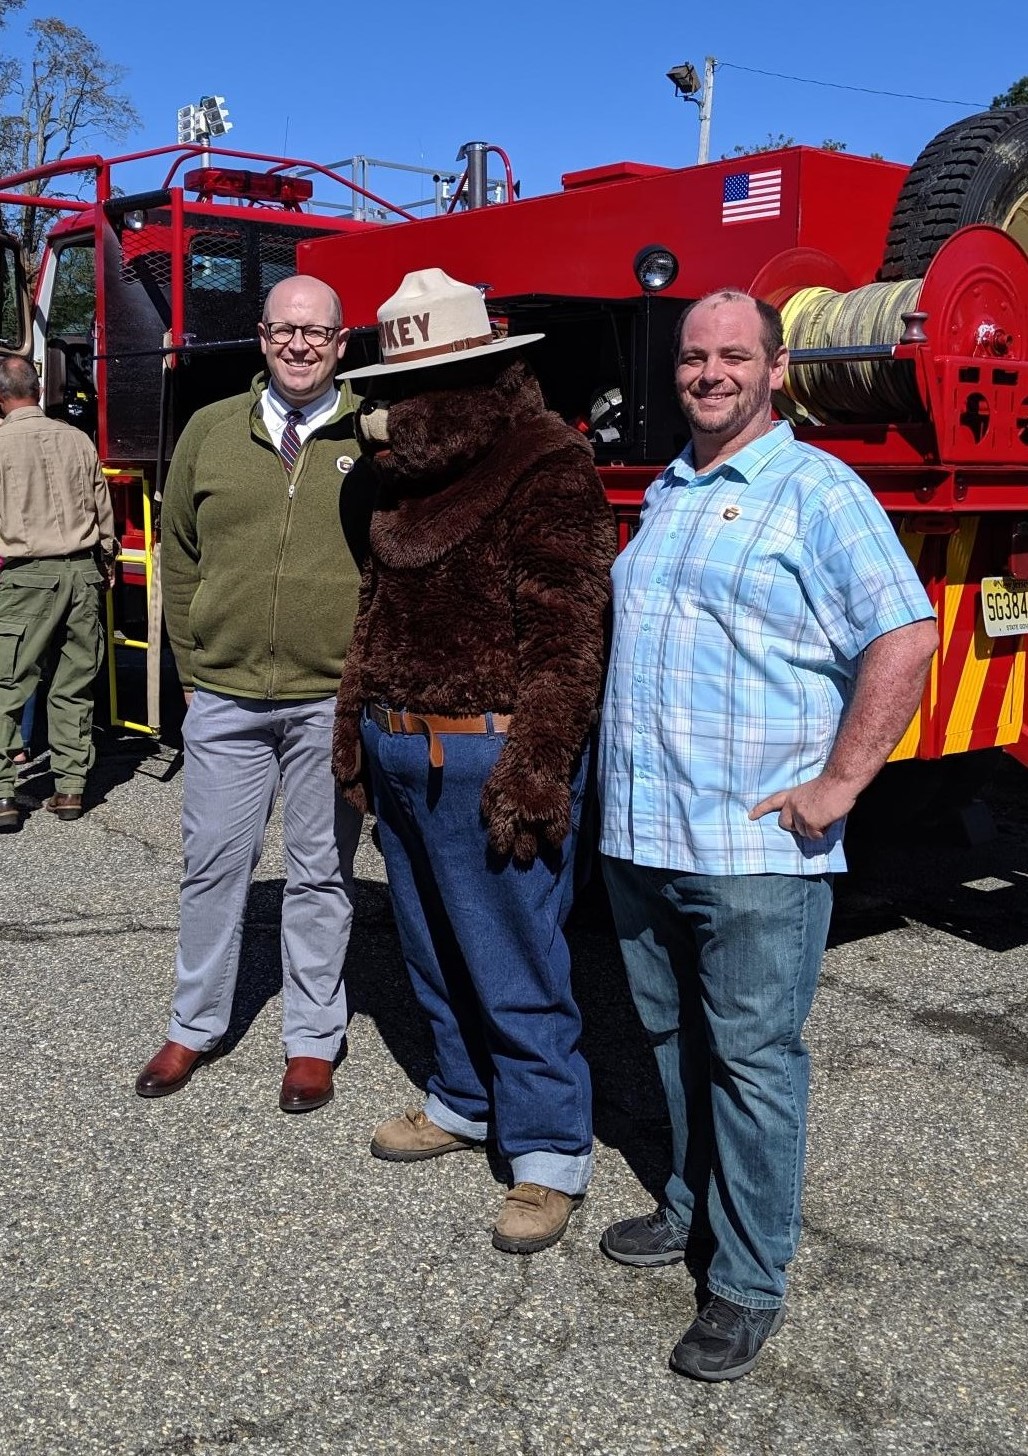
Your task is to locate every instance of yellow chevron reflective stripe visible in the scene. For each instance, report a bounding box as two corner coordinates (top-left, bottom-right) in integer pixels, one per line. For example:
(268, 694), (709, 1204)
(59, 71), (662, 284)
(889, 528), (926, 762)
(942, 522), (993, 753)
(887, 519), (1025, 760)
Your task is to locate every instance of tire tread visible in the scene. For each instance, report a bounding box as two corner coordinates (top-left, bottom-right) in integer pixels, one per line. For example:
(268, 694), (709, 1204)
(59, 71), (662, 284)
(880, 107), (1028, 279)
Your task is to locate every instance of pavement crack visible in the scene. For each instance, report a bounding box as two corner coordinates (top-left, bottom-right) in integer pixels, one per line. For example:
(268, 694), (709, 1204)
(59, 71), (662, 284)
(820, 972), (1027, 1068)
(912, 1003), (1028, 1067)
(804, 1218), (1028, 1280)
(135, 1407), (300, 1453)
(0, 914), (177, 943)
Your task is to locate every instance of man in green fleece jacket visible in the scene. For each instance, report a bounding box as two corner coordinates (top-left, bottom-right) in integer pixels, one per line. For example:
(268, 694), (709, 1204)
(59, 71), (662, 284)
(136, 274), (366, 1113)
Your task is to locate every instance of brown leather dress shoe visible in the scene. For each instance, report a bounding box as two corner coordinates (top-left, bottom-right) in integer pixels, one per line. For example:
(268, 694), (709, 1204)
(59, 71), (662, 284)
(135, 1040), (220, 1098)
(45, 792), (84, 822)
(279, 1056), (334, 1113)
(0, 798), (22, 833)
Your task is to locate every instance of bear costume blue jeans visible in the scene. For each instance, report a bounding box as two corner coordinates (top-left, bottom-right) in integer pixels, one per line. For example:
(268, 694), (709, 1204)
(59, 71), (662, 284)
(363, 710), (593, 1196)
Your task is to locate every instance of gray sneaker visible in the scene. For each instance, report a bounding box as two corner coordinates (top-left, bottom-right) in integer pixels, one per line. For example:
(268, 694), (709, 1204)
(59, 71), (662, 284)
(670, 1295), (786, 1382)
(600, 1207), (694, 1266)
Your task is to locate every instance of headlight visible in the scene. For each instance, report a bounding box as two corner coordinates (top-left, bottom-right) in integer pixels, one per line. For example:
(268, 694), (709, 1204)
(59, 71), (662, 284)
(633, 244), (679, 293)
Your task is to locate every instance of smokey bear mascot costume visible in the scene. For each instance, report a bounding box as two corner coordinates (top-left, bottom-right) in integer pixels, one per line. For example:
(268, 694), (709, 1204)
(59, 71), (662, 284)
(334, 269), (616, 1254)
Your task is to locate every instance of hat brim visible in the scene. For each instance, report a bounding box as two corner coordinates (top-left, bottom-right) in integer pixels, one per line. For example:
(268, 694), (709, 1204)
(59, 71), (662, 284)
(338, 331), (545, 380)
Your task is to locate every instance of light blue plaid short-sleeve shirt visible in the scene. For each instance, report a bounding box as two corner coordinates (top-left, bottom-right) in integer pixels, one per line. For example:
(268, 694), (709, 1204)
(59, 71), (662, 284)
(598, 421), (935, 875)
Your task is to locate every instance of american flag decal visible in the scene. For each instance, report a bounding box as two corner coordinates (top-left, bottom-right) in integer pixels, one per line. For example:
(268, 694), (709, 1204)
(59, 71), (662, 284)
(721, 168), (783, 224)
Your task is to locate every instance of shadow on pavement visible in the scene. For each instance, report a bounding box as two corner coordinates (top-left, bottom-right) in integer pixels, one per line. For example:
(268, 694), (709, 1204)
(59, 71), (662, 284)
(198, 862), (670, 1200)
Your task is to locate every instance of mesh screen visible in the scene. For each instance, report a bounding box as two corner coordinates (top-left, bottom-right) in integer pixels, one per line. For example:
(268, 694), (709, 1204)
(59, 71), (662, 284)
(102, 209), (342, 463)
(103, 213), (171, 463)
(260, 232), (303, 295)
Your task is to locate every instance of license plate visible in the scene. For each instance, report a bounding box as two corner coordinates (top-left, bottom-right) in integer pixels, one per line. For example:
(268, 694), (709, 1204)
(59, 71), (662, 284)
(981, 576), (1028, 638)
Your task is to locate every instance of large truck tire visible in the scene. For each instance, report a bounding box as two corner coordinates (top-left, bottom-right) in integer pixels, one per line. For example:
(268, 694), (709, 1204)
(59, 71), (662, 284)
(879, 107), (1028, 281)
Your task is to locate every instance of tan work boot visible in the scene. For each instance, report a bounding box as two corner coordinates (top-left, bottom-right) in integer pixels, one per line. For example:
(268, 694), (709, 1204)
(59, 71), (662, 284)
(370, 1106), (483, 1162)
(492, 1182), (584, 1254)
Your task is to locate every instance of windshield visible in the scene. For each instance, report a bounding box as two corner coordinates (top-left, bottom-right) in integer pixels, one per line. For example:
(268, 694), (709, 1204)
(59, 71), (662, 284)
(0, 239), (28, 352)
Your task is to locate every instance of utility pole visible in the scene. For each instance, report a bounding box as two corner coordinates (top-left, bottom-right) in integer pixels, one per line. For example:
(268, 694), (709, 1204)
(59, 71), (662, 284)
(697, 56), (715, 165)
(666, 56), (717, 165)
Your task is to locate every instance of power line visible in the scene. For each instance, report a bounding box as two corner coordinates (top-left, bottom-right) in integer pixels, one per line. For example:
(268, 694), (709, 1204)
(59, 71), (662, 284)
(718, 61), (989, 110)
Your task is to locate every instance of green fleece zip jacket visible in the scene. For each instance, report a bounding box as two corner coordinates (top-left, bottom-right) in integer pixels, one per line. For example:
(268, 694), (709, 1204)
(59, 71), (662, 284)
(161, 375), (364, 699)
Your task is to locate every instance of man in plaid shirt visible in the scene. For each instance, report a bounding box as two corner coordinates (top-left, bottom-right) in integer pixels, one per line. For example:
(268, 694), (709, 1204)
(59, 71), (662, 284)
(597, 289), (938, 1382)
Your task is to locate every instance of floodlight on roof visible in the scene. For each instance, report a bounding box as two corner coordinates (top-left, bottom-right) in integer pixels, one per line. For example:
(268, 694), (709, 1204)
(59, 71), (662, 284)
(176, 104), (201, 144)
(199, 96), (232, 138)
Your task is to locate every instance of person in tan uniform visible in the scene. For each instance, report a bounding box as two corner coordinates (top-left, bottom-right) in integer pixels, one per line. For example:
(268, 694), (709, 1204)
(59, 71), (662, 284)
(0, 356), (116, 831)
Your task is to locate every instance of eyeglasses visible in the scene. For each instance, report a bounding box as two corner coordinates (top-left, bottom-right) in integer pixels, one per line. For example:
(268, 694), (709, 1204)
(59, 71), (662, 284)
(262, 322), (340, 346)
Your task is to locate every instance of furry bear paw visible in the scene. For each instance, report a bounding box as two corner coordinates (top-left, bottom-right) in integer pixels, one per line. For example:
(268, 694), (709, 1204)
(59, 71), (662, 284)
(481, 767), (570, 865)
(340, 780), (369, 816)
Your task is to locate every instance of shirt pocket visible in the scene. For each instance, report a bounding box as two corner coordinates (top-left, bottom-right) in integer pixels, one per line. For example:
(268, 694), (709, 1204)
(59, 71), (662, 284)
(694, 516), (800, 624)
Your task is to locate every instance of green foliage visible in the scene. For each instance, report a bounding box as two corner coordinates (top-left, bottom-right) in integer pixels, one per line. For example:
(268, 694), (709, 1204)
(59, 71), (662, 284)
(47, 241), (94, 335)
(725, 134), (851, 158)
(727, 131), (795, 156)
(993, 76), (1028, 108)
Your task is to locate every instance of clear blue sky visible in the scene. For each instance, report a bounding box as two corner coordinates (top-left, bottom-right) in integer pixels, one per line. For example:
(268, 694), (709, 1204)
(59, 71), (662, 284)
(4, 0), (1027, 202)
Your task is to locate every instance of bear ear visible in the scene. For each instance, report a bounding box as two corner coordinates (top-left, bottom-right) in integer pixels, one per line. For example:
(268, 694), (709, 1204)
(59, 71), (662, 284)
(495, 355), (533, 395)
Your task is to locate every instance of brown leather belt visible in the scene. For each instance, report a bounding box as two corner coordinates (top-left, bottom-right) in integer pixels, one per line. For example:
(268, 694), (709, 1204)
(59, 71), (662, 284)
(368, 704), (511, 769)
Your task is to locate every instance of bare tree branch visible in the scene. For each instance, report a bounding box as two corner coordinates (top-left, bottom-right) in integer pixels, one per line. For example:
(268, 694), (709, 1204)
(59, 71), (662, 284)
(0, 16), (140, 258)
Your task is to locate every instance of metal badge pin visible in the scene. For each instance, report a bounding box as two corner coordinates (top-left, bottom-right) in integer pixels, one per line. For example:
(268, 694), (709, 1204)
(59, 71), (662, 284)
(722, 505), (740, 521)
(337, 455), (354, 473)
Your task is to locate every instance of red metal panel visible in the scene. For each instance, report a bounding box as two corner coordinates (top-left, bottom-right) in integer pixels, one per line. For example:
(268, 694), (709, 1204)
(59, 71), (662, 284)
(791, 150), (905, 288)
(300, 150), (908, 328)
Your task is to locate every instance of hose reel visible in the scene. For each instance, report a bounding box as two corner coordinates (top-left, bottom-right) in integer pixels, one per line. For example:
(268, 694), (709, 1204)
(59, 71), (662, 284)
(751, 228), (1028, 428)
(781, 279), (922, 422)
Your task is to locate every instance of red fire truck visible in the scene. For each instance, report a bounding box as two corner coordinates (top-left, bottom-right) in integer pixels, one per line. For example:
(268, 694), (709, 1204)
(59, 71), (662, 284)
(2, 110), (1028, 804)
(0, 143), (390, 732)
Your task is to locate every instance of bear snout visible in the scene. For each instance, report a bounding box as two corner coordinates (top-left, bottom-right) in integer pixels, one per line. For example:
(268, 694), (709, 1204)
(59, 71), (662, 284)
(357, 398), (391, 451)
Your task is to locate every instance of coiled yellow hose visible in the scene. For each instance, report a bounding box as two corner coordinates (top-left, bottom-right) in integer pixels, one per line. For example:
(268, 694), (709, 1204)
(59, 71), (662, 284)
(781, 279), (923, 422)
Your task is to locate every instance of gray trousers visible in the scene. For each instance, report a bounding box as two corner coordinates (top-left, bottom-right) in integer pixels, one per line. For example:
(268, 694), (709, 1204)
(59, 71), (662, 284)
(168, 689), (362, 1059)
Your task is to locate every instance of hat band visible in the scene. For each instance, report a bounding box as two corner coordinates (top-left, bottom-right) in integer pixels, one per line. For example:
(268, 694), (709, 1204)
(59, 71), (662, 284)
(382, 332), (495, 365)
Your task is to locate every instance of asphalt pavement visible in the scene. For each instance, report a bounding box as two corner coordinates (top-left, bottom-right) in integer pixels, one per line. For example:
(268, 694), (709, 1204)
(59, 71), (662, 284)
(1, 734), (1026, 1456)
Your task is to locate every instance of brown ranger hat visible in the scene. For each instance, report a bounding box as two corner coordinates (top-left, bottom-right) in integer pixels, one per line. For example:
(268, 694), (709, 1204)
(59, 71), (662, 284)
(338, 267), (544, 379)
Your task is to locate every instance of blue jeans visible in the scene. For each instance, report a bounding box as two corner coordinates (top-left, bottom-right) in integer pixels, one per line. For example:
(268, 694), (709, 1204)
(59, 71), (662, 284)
(169, 690), (362, 1059)
(363, 711), (593, 1195)
(602, 856), (833, 1308)
(20, 686), (36, 752)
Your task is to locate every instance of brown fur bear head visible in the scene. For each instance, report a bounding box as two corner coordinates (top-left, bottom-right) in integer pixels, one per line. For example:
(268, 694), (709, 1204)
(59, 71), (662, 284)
(356, 354), (546, 490)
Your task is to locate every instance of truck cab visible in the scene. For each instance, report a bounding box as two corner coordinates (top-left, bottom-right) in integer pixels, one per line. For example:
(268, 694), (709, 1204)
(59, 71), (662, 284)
(0, 145), (380, 731)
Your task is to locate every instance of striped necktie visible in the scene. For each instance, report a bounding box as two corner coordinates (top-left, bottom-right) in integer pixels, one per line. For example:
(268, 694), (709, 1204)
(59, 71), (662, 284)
(280, 408), (303, 472)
